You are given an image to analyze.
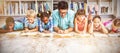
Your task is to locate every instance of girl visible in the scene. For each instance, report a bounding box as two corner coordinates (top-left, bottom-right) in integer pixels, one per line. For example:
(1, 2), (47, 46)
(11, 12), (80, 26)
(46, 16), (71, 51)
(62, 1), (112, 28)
(24, 9), (38, 32)
(74, 9), (88, 33)
(88, 15), (108, 34)
(111, 18), (120, 33)
(38, 11), (53, 33)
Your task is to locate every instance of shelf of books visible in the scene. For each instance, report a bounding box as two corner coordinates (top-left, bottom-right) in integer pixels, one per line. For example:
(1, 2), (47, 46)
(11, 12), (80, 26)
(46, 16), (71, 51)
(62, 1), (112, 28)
(99, 0), (114, 15)
(0, 0), (115, 16)
(0, 0), (53, 16)
(69, 0), (114, 15)
(69, 0), (87, 13)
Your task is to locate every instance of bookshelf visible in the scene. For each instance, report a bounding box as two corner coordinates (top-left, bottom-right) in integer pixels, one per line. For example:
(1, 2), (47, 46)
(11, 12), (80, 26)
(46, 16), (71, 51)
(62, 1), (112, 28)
(0, 0), (116, 17)
(99, 0), (114, 15)
(0, 0), (4, 16)
(68, 0), (114, 15)
(116, 0), (120, 17)
(0, 0), (53, 16)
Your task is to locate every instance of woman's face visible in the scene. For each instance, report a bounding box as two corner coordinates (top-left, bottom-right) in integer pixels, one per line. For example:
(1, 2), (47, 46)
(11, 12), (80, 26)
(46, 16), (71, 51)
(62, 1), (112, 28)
(42, 17), (49, 24)
(93, 18), (101, 27)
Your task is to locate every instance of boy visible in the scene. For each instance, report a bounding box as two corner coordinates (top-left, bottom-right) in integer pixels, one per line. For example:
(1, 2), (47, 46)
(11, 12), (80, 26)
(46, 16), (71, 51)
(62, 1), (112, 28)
(0, 17), (23, 33)
(24, 9), (39, 32)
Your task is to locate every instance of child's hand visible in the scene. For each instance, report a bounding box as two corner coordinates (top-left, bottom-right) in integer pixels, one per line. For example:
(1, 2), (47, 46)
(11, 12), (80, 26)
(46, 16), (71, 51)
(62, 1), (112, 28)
(8, 26), (13, 32)
(24, 29), (29, 32)
(99, 22), (103, 26)
(43, 30), (50, 33)
(58, 30), (64, 34)
(63, 30), (68, 34)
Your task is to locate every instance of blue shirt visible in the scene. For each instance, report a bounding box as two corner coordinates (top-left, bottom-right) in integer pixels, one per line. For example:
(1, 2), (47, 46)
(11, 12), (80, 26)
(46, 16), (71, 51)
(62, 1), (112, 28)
(2, 21), (23, 30)
(52, 9), (75, 30)
(24, 17), (39, 29)
(38, 17), (53, 32)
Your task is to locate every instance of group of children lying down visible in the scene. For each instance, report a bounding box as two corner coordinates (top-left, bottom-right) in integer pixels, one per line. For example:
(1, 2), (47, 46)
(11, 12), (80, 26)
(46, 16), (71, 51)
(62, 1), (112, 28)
(0, 1), (120, 34)
(0, 9), (120, 34)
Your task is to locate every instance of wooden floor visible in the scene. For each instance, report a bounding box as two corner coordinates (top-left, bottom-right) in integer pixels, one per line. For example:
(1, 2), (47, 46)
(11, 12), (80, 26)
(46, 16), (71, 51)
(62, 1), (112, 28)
(0, 31), (120, 53)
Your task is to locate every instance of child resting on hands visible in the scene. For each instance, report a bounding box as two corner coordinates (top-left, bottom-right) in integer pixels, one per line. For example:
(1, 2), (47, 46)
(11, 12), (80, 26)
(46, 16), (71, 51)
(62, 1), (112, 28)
(111, 18), (120, 33)
(24, 9), (39, 32)
(38, 11), (53, 33)
(74, 9), (88, 33)
(0, 17), (23, 33)
(88, 15), (108, 34)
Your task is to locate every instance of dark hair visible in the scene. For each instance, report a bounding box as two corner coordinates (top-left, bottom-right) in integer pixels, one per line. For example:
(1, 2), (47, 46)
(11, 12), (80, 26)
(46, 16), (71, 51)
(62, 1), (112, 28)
(75, 9), (85, 18)
(58, 1), (68, 10)
(113, 18), (120, 27)
(93, 15), (101, 21)
(37, 11), (51, 18)
(40, 12), (51, 20)
(6, 17), (14, 24)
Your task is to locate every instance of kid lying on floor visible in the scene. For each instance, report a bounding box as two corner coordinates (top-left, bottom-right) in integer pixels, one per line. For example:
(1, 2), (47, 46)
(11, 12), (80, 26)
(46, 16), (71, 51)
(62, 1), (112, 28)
(88, 15), (108, 34)
(38, 11), (53, 33)
(24, 9), (39, 32)
(0, 17), (23, 33)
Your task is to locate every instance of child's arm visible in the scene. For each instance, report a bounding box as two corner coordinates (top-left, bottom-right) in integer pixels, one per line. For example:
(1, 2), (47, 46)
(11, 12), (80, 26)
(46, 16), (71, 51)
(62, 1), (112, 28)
(25, 27), (29, 31)
(83, 18), (88, 33)
(0, 28), (12, 33)
(88, 22), (93, 34)
(74, 19), (81, 33)
(111, 23), (117, 33)
(49, 20), (54, 32)
(100, 22), (108, 33)
(29, 26), (38, 32)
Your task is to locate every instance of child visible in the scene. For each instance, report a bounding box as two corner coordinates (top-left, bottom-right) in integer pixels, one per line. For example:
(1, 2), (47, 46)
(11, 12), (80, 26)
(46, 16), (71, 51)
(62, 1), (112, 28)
(0, 17), (23, 33)
(74, 9), (88, 33)
(111, 18), (120, 33)
(88, 15), (108, 34)
(38, 11), (53, 33)
(24, 9), (38, 32)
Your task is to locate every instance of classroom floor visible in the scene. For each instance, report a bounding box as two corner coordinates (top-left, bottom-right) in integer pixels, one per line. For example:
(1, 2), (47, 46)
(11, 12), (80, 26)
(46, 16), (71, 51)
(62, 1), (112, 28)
(0, 31), (120, 53)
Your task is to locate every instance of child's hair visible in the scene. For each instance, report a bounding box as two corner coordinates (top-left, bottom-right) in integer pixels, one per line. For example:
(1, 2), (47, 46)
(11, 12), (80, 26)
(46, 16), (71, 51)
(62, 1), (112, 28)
(75, 9), (85, 18)
(26, 9), (36, 18)
(93, 15), (101, 21)
(113, 18), (120, 27)
(6, 17), (14, 24)
(37, 11), (51, 20)
(37, 11), (51, 19)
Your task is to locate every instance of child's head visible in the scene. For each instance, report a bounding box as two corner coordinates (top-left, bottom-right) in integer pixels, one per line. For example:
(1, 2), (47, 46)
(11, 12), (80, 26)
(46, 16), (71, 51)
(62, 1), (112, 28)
(113, 18), (120, 28)
(75, 9), (86, 21)
(113, 18), (120, 27)
(26, 9), (36, 24)
(40, 12), (50, 24)
(93, 15), (101, 27)
(6, 17), (14, 29)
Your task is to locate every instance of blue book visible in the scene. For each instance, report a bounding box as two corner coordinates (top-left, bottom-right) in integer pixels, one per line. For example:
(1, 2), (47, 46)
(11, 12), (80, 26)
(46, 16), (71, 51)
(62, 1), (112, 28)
(70, 2), (73, 10)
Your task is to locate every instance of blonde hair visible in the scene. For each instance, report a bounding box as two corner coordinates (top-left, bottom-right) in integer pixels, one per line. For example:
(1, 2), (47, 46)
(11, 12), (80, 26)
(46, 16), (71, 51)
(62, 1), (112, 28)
(26, 9), (36, 18)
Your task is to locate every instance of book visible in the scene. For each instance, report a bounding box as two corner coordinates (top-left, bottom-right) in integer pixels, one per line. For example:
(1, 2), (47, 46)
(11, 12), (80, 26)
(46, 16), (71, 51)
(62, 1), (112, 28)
(15, 3), (18, 14)
(0, 3), (4, 15)
(70, 2), (86, 12)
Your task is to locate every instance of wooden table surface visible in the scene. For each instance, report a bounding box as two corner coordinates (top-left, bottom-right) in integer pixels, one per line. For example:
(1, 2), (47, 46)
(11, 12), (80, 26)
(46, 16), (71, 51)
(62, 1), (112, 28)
(0, 31), (120, 53)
